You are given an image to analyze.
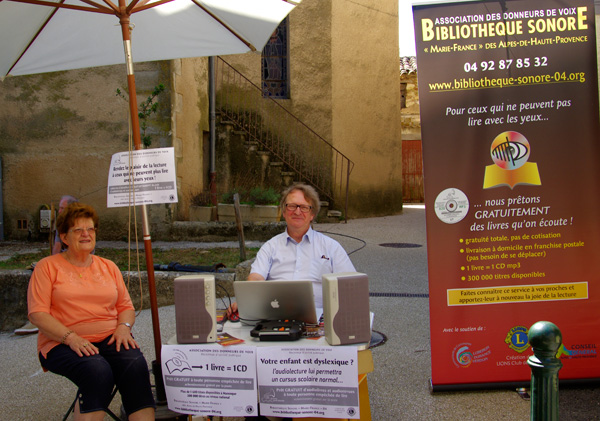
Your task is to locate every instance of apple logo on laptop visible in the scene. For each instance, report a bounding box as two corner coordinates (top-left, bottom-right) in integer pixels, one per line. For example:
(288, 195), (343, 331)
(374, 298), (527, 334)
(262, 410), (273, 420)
(270, 299), (280, 309)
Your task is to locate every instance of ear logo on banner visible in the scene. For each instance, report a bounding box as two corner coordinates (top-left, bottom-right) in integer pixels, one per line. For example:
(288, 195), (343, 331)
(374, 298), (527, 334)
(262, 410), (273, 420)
(483, 131), (542, 189)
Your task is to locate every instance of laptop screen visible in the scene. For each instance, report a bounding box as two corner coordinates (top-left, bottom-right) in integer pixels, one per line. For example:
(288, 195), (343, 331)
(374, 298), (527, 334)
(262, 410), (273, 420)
(233, 280), (317, 325)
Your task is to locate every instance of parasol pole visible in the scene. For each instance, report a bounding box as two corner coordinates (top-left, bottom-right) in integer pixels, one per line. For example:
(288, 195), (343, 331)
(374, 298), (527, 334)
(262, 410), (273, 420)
(118, 3), (166, 403)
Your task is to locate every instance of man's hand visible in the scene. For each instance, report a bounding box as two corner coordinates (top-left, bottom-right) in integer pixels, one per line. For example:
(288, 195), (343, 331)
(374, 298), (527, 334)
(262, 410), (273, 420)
(226, 302), (238, 317)
(247, 273), (265, 281)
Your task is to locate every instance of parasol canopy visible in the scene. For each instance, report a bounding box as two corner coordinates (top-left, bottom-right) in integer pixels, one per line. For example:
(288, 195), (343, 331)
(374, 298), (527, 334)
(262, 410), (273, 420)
(1, 0), (298, 78)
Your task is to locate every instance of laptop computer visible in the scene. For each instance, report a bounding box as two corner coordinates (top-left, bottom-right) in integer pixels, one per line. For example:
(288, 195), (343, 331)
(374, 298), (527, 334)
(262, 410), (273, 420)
(233, 280), (318, 325)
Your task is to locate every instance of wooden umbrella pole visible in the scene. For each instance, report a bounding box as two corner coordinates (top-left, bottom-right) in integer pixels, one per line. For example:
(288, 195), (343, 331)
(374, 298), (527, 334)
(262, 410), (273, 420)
(119, 8), (163, 368)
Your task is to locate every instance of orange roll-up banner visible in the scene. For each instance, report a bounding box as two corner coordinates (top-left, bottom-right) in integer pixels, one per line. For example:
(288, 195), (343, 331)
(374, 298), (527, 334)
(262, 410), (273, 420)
(413, 0), (600, 389)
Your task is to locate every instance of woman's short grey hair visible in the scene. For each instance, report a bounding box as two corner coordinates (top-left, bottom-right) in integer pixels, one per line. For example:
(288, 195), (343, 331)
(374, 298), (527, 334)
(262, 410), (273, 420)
(280, 183), (320, 216)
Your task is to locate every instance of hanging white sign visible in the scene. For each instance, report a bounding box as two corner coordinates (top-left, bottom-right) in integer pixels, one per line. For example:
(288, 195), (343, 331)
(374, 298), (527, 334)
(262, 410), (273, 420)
(107, 147), (178, 208)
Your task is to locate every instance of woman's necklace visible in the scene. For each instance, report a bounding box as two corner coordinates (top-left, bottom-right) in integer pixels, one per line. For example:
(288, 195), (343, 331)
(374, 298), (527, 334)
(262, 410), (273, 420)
(64, 253), (92, 278)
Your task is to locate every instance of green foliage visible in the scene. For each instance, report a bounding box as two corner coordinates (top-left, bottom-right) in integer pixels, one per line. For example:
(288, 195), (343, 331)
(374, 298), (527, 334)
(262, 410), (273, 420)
(248, 186), (280, 205)
(221, 186), (279, 206)
(116, 83), (165, 148)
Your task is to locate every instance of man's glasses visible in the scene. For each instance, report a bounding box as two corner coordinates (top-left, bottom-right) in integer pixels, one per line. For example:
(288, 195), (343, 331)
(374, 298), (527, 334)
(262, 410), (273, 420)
(285, 204), (312, 213)
(69, 227), (97, 236)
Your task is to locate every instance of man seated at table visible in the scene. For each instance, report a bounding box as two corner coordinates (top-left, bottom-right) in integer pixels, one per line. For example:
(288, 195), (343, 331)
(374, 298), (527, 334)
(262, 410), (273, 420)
(228, 182), (356, 317)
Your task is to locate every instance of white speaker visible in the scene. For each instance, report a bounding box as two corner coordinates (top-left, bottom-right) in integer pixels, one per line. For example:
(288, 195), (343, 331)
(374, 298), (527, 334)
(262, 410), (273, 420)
(322, 272), (371, 346)
(174, 275), (217, 343)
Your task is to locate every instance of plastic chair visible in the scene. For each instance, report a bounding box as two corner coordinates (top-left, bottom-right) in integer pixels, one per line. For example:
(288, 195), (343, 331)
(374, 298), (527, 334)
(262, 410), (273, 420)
(62, 385), (121, 421)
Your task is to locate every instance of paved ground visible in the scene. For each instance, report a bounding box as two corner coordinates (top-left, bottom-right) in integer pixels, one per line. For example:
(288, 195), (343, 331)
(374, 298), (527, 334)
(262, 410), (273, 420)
(1, 207), (599, 420)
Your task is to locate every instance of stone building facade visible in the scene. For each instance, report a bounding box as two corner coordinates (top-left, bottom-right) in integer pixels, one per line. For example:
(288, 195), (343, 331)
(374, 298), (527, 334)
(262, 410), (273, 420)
(0, 0), (402, 240)
(223, 0), (403, 218)
(400, 56), (420, 142)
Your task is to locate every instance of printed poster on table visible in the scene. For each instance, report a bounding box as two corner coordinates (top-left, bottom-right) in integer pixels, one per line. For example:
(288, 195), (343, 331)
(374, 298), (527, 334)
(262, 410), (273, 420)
(161, 345), (258, 417)
(107, 147), (178, 207)
(414, 0), (600, 389)
(256, 346), (359, 419)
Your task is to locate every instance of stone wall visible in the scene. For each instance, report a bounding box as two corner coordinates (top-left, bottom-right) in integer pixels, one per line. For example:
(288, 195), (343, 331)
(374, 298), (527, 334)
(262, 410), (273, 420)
(400, 72), (421, 141)
(0, 62), (173, 241)
(171, 58), (211, 221)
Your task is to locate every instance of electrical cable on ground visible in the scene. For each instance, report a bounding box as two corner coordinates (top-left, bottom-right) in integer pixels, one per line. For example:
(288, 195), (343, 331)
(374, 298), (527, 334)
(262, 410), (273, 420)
(317, 230), (367, 255)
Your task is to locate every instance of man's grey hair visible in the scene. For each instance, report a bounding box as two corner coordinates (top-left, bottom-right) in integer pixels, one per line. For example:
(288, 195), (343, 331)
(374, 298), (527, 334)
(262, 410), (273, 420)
(280, 183), (320, 216)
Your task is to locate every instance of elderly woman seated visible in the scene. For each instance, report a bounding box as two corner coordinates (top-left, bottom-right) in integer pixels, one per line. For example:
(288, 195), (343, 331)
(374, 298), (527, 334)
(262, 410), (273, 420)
(28, 203), (155, 420)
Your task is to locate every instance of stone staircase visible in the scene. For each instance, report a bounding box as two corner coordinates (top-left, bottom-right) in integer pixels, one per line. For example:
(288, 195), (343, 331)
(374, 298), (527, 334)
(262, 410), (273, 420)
(217, 117), (342, 223)
(214, 57), (353, 221)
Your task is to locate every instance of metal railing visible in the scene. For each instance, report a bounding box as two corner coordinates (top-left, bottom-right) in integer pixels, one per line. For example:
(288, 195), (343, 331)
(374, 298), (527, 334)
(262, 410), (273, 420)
(215, 57), (354, 219)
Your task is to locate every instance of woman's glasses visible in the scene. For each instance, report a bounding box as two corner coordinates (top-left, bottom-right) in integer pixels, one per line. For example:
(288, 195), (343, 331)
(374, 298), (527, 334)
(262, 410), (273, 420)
(69, 227), (97, 236)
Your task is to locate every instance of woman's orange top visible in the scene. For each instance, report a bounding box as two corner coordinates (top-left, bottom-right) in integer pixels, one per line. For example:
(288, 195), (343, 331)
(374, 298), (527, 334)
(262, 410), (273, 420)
(28, 253), (134, 358)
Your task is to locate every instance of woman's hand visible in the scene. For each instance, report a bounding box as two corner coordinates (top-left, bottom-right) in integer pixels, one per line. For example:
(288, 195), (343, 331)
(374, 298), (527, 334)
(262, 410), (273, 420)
(108, 322), (139, 352)
(29, 312), (98, 357)
(108, 310), (139, 352)
(64, 332), (99, 357)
